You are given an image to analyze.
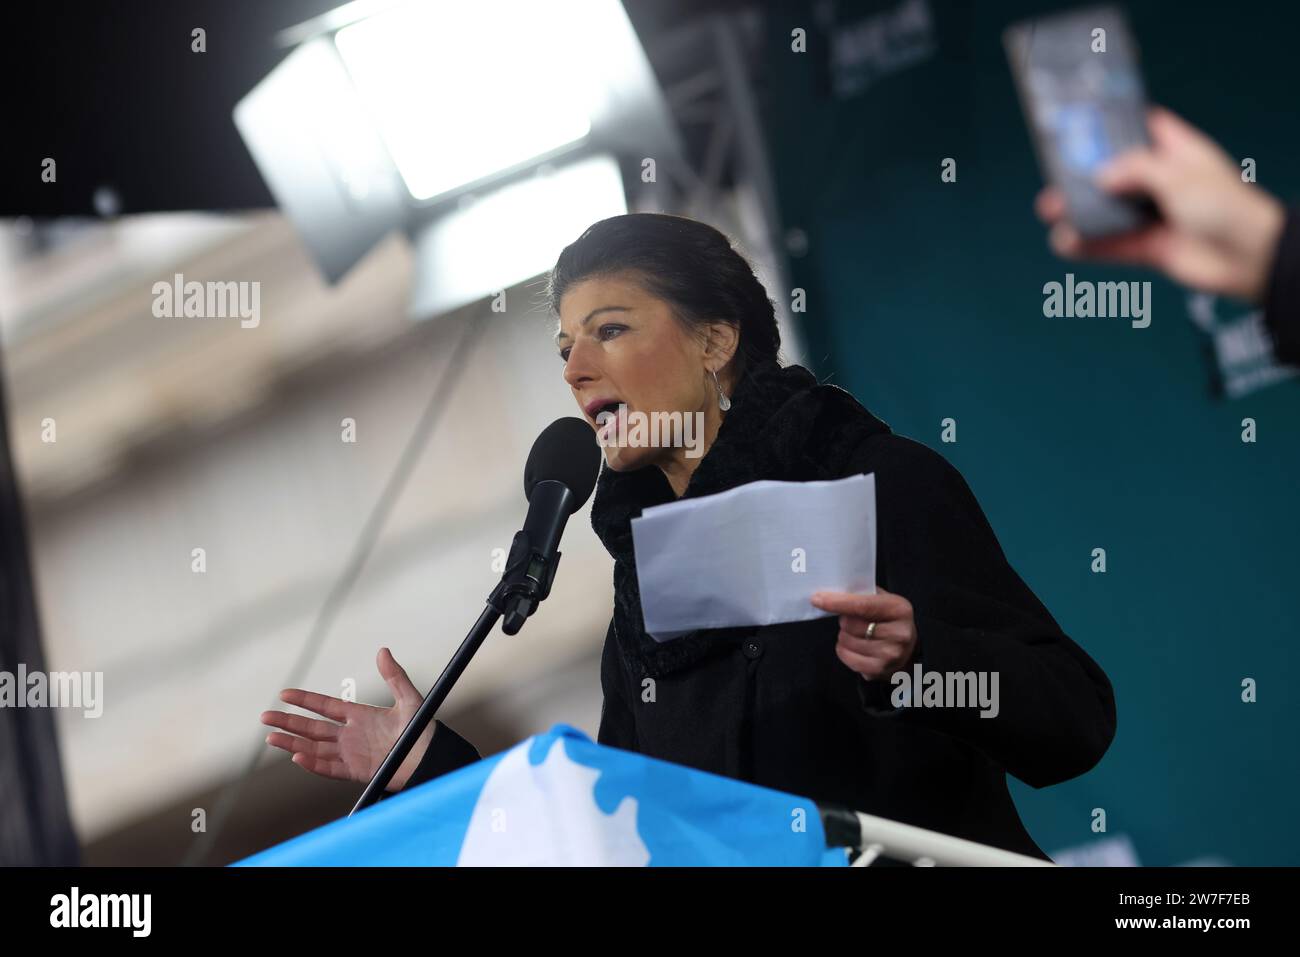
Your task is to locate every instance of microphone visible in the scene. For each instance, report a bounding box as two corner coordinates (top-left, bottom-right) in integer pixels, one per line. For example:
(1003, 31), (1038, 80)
(498, 417), (601, 634)
(350, 417), (599, 814)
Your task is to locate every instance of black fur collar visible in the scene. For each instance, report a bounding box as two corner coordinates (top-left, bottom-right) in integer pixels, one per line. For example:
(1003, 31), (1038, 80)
(589, 360), (892, 679)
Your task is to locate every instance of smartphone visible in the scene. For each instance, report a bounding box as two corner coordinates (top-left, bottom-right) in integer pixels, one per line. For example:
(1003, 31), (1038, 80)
(1005, 5), (1157, 238)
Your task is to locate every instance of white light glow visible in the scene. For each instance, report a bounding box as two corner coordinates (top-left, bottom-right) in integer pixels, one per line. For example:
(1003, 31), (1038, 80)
(335, 0), (599, 202)
(406, 152), (627, 319)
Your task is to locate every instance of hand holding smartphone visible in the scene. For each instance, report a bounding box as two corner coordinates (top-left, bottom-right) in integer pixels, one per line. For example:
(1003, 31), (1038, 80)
(1005, 5), (1158, 239)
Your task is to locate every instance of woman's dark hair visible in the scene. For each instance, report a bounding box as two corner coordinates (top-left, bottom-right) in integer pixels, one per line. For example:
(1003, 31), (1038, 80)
(546, 213), (782, 384)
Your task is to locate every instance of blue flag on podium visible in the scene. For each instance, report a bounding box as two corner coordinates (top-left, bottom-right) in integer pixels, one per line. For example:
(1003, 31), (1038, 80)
(236, 723), (848, 866)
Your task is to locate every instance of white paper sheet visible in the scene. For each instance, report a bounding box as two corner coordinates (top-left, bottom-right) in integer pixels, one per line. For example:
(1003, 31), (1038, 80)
(630, 473), (877, 641)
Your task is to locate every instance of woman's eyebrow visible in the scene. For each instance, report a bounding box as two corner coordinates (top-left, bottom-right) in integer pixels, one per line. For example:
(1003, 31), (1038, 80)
(555, 305), (632, 343)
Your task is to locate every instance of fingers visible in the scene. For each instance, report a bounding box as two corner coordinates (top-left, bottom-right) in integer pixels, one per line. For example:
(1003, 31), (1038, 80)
(836, 631), (897, 665)
(1093, 107), (1202, 199)
(265, 730), (340, 760)
(1035, 186), (1067, 224)
(377, 646), (422, 709)
(1147, 105), (1217, 155)
(834, 610), (910, 666)
(278, 688), (350, 722)
(810, 588), (908, 620)
(289, 752), (351, 781)
(814, 589), (915, 680)
(260, 709), (339, 742)
(834, 640), (890, 679)
(1053, 221), (1171, 271)
(1039, 156), (1166, 267)
(834, 615), (905, 645)
(1095, 148), (1166, 199)
(1048, 221), (1084, 258)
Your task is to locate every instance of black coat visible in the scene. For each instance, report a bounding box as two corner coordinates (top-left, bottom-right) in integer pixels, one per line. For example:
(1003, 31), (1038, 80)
(404, 361), (1117, 861)
(1264, 206), (1300, 365)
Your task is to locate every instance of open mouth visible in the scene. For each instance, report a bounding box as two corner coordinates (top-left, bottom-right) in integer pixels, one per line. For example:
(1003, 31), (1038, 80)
(587, 399), (622, 426)
(588, 400), (626, 444)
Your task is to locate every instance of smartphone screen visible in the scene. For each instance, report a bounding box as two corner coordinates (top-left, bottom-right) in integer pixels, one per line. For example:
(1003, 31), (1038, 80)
(1005, 5), (1157, 238)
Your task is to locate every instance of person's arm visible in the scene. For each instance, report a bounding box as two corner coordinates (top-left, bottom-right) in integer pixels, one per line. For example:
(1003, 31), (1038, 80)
(377, 719), (481, 801)
(596, 619), (639, 752)
(860, 438), (1117, 790)
(1262, 206), (1300, 366)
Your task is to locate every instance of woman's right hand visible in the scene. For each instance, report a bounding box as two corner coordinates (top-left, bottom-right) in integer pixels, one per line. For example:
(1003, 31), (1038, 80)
(261, 647), (433, 792)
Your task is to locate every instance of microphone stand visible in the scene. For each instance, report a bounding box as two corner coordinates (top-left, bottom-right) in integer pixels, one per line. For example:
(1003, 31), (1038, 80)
(349, 484), (571, 816)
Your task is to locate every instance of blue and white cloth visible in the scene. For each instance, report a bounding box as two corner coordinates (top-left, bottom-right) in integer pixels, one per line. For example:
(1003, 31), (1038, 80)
(236, 723), (847, 866)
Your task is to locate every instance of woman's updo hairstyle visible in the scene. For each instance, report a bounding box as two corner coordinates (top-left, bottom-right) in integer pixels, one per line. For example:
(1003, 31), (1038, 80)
(546, 213), (782, 384)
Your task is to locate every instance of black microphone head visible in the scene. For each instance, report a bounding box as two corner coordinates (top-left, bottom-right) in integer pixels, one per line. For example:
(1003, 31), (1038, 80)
(523, 417), (601, 511)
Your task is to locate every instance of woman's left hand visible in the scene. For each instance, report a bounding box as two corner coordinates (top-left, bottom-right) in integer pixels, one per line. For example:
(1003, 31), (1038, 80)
(810, 587), (918, 680)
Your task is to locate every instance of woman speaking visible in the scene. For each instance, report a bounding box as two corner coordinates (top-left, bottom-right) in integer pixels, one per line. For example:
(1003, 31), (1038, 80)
(262, 213), (1116, 860)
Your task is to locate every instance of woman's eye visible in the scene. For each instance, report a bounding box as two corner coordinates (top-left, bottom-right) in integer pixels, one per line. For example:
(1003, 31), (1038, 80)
(559, 324), (624, 362)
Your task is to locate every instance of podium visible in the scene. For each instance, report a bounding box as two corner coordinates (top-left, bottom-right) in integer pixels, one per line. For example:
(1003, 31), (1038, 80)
(236, 723), (847, 866)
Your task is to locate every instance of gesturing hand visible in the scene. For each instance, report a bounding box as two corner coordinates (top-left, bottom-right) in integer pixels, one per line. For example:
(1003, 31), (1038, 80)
(811, 587), (918, 681)
(261, 647), (433, 792)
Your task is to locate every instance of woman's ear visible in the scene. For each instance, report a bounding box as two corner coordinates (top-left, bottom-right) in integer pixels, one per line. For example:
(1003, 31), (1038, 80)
(703, 321), (740, 377)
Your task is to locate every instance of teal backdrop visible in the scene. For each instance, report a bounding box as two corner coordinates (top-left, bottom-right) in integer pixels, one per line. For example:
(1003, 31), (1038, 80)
(764, 0), (1300, 864)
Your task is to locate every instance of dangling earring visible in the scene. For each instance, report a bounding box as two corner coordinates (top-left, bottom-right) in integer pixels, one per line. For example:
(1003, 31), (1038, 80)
(711, 369), (731, 412)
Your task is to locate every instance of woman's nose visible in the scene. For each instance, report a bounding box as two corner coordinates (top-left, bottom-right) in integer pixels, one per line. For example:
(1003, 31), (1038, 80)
(562, 338), (599, 388)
